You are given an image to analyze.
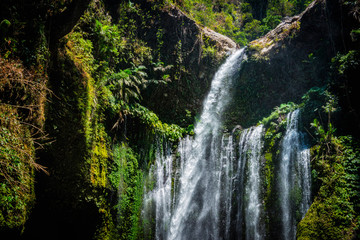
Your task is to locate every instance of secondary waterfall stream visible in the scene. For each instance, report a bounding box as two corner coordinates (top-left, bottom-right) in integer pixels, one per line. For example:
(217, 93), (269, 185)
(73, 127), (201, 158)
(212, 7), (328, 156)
(143, 49), (312, 240)
(236, 126), (265, 240)
(278, 109), (311, 240)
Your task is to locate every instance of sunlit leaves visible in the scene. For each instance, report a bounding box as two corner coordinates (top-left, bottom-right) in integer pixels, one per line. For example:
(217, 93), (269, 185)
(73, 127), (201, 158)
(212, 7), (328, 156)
(107, 65), (148, 104)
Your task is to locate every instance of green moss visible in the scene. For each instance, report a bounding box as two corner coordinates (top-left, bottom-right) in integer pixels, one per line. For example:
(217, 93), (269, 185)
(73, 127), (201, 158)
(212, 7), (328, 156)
(0, 19), (11, 34)
(66, 31), (96, 75)
(248, 40), (268, 52)
(262, 111), (285, 221)
(89, 124), (109, 188)
(110, 143), (145, 240)
(350, 28), (360, 41)
(93, 194), (117, 240)
(65, 30), (105, 187)
(260, 102), (298, 127)
(261, 104), (289, 234)
(65, 31), (97, 148)
(264, 152), (274, 208)
(130, 104), (185, 142)
(261, 102), (295, 206)
(0, 105), (35, 231)
(202, 45), (217, 59)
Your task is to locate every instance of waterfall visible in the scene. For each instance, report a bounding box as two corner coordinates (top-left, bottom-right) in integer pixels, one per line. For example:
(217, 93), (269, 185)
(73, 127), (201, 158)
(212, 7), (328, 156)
(143, 49), (312, 240)
(236, 125), (265, 240)
(169, 49), (246, 240)
(142, 139), (174, 240)
(278, 109), (311, 240)
(220, 134), (235, 240)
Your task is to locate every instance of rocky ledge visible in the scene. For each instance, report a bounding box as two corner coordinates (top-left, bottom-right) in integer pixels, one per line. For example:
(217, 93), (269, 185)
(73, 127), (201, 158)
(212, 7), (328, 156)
(248, 0), (358, 59)
(202, 26), (238, 54)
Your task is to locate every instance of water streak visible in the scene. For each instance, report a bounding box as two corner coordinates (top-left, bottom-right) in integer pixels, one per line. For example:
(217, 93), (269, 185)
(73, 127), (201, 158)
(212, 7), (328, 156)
(142, 140), (174, 239)
(279, 109), (311, 240)
(236, 125), (265, 240)
(220, 134), (235, 239)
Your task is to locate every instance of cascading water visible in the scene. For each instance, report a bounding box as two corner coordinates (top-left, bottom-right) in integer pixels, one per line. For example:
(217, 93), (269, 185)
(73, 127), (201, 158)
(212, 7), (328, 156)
(143, 49), (246, 240)
(219, 134), (235, 240)
(236, 125), (265, 240)
(169, 49), (246, 240)
(142, 140), (174, 240)
(278, 109), (311, 240)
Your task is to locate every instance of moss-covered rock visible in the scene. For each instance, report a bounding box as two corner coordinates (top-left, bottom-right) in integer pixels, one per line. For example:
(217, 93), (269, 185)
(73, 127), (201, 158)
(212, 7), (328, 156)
(259, 102), (298, 239)
(297, 137), (360, 240)
(0, 50), (48, 236)
(20, 2), (190, 238)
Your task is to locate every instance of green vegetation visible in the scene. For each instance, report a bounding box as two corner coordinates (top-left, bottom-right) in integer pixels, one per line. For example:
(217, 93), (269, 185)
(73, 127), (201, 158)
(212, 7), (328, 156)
(201, 35), (218, 59)
(43, 1), (187, 238)
(332, 50), (360, 76)
(297, 136), (360, 239)
(260, 102), (298, 229)
(0, 47), (48, 232)
(172, 0), (312, 45)
(0, 105), (35, 230)
(296, 87), (360, 239)
(111, 143), (144, 240)
(260, 85), (360, 239)
(260, 102), (298, 127)
(1, 0), (187, 237)
(130, 104), (185, 142)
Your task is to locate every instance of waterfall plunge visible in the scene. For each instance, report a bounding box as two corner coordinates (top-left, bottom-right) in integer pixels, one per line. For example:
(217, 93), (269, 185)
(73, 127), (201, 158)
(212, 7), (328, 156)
(169, 49), (246, 240)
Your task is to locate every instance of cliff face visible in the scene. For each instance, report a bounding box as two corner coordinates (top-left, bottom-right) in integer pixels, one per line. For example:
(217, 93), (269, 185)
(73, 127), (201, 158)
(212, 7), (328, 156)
(133, 2), (238, 125)
(226, 0), (360, 132)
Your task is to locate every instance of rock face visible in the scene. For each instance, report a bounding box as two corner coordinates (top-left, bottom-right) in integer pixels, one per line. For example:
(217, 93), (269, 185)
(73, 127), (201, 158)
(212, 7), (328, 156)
(203, 27), (238, 54)
(249, 1), (319, 58)
(249, 14), (302, 57)
(225, 0), (359, 129)
(135, 3), (238, 126)
(248, 0), (357, 60)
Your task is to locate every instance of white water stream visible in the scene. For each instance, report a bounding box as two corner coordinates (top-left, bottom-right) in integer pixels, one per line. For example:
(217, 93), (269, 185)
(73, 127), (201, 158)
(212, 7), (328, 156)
(169, 49), (246, 240)
(279, 109), (311, 240)
(237, 125), (265, 240)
